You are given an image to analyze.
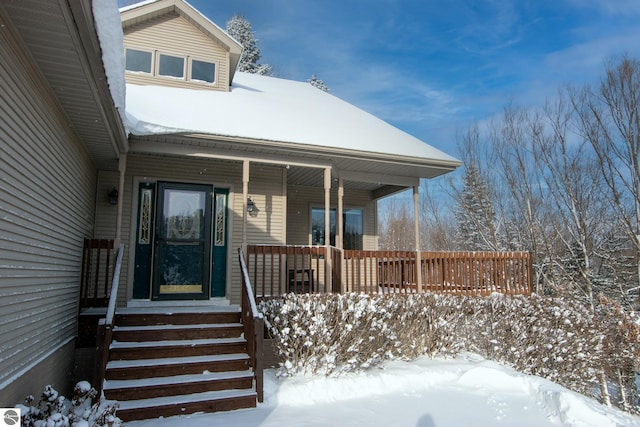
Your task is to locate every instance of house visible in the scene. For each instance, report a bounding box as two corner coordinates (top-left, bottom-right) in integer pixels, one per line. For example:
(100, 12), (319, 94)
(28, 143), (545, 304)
(1, 0), (500, 417)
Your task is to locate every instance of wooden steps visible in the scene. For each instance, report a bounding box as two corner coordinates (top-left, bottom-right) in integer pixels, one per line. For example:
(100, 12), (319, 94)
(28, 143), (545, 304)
(102, 308), (257, 421)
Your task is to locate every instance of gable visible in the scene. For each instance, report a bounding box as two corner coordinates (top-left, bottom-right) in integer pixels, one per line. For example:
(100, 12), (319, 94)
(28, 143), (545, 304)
(123, 12), (230, 91)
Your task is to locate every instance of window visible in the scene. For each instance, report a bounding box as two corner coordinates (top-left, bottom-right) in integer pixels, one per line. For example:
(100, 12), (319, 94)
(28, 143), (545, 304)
(125, 48), (152, 73)
(158, 54), (184, 78)
(311, 208), (363, 250)
(191, 59), (216, 83)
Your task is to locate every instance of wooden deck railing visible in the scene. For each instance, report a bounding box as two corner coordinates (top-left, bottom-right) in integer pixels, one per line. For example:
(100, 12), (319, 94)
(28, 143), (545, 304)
(344, 250), (532, 296)
(246, 246), (532, 297)
(238, 248), (264, 402)
(246, 245), (328, 298)
(80, 239), (116, 308)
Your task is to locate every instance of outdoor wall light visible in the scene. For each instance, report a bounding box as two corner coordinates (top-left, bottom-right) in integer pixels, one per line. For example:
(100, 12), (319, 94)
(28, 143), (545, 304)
(247, 197), (259, 217)
(108, 187), (119, 205)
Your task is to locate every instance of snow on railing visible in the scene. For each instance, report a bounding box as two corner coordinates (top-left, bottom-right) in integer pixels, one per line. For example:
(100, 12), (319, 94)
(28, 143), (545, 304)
(238, 247), (264, 402)
(105, 244), (124, 327)
(95, 243), (124, 394)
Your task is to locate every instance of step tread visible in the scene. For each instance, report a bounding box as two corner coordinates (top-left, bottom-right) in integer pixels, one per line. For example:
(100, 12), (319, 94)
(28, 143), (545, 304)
(116, 306), (240, 315)
(106, 353), (250, 369)
(103, 370), (254, 390)
(117, 389), (256, 411)
(110, 337), (245, 349)
(113, 323), (242, 332)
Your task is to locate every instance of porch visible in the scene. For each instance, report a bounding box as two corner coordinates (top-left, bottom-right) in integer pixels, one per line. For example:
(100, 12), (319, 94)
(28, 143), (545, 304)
(78, 240), (533, 314)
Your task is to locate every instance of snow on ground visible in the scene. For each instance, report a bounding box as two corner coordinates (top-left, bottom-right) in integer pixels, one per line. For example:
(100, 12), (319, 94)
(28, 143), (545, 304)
(128, 353), (640, 427)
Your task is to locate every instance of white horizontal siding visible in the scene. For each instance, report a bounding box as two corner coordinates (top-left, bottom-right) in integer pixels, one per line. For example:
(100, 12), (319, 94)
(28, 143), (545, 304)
(0, 12), (96, 399)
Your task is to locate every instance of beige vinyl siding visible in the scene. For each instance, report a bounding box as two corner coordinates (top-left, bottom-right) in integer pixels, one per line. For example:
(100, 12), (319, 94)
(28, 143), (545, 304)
(109, 155), (285, 305)
(93, 170), (119, 239)
(124, 13), (230, 91)
(287, 185), (378, 250)
(0, 15), (96, 404)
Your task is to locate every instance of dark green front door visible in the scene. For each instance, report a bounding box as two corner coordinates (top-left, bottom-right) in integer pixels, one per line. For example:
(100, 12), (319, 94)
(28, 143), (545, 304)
(152, 182), (212, 300)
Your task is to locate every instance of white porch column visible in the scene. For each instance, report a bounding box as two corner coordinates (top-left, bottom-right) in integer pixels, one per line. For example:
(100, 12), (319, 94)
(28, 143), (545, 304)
(337, 177), (344, 292)
(242, 160), (250, 253)
(115, 153), (126, 247)
(324, 168), (332, 290)
(324, 168), (331, 244)
(337, 177), (344, 249)
(413, 185), (423, 292)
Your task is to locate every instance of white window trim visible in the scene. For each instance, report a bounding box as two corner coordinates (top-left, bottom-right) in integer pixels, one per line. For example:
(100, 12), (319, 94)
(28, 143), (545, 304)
(157, 52), (186, 80)
(124, 47), (218, 86)
(189, 58), (217, 85)
(124, 47), (154, 75)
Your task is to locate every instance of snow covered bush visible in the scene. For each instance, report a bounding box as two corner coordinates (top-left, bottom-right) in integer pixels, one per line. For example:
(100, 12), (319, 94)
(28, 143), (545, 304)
(16, 381), (122, 427)
(259, 292), (639, 413)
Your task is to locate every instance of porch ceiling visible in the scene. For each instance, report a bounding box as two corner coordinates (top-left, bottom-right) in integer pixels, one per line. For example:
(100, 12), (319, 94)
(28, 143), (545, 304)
(2, 0), (127, 169)
(129, 133), (458, 198)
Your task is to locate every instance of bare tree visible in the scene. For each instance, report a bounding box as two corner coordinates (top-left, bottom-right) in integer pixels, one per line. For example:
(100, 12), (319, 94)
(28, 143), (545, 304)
(419, 180), (457, 251)
(571, 57), (640, 300)
(378, 197), (415, 250)
(490, 105), (558, 295)
(531, 96), (611, 308)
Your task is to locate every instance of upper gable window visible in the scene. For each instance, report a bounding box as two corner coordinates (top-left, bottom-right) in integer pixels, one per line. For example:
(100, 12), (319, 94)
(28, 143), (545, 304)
(125, 48), (152, 73)
(125, 47), (217, 86)
(158, 54), (185, 79)
(191, 59), (216, 83)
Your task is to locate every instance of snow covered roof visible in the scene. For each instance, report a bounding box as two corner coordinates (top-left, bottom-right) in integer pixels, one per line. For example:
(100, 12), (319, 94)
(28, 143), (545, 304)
(126, 72), (460, 167)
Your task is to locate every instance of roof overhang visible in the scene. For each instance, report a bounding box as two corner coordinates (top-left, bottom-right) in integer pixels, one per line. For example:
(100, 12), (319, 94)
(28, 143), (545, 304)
(128, 133), (459, 199)
(1, 0), (128, 170)
(1, 0), (128, 169)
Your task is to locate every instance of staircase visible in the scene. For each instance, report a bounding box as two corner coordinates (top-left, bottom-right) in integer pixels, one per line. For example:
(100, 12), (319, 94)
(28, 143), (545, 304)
(101, 307), (257, 422)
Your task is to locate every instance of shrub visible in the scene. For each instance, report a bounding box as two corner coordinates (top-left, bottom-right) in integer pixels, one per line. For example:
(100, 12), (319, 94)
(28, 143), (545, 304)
(259, 292), (639, 413)
(16, 382), (122, 427)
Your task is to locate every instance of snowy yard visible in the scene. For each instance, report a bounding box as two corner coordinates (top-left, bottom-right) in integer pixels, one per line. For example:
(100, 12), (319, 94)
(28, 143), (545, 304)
(127, 354), (640, 427)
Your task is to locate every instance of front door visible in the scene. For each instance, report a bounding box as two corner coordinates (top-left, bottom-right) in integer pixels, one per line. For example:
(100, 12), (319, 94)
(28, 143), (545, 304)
(152, 182), (212, 300)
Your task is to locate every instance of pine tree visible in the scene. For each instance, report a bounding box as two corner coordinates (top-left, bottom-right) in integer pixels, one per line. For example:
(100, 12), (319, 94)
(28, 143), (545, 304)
(454, 162), (501, 251)
(226, 15), (272, 75)
(308, 74), (330, 92)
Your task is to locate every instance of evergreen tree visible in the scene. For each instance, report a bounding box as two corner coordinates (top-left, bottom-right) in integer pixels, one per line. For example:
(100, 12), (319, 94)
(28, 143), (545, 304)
(454, 162), (501, 251)
(307, 74), (330, 92)
(226, 15), (272, 75)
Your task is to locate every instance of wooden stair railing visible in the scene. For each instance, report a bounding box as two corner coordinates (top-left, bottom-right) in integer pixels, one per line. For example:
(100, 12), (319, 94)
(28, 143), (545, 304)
(238, 248), (264, 402)
(80, 239), (115, 308)
(94, 243), (124, 394)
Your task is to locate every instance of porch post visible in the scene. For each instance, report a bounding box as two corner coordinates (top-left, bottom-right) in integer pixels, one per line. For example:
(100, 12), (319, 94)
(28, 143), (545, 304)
(324, 168), (332, 291)
(337, 177), (344, 249)
(337, 177), (344, 292)
(413, 185), (423, 292)
(242, 160), (250, 253)
(114, 154), (126, 247)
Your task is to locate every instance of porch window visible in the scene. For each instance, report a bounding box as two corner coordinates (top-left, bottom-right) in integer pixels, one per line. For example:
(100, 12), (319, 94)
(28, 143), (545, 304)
(158, 53), (185, 79)
(191, 59), (216, 83)
(125, 48), (152, 73)
(311, 208), (363, 250)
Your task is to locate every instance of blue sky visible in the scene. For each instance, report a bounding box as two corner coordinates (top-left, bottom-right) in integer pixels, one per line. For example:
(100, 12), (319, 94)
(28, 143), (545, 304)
(120, 0), (640, 157)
